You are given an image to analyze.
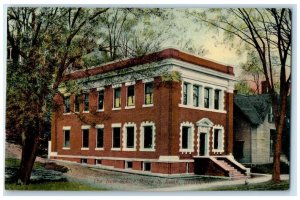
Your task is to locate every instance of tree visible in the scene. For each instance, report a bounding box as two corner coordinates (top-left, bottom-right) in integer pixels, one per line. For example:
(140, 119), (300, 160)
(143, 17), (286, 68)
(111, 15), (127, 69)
(192, 8), (291, 183)
(6, 7), (109, 184)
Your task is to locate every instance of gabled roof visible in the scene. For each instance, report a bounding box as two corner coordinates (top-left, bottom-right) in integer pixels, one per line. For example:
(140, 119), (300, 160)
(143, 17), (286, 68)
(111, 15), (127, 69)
(234, 94), (272, 125)
(64, 48), (234, 81)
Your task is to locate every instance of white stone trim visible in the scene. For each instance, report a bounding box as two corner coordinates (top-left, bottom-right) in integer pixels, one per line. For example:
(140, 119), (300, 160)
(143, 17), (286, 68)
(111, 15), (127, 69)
(62, 147), (70, 150)
(81, 125), (91, 129)
(112, 83), (122, 88)
(122, 122), (137, 151)
(142, 104), (154, 108)
(179, 104), (227, 114)
(158, 156), (179, 161)
(212, 125), (225, 153)
(125, 81), (136, 86)
(96, 87), (105, 91)
(140, 121), (156, 151)
(52, 154), (194, 163)
(179, 121), (195, 154)
(142, 78), (154, 83)
(63, 126), (71, 130)
(81, 148), (89, 150)
(95, 124), (104, 128)
(111, 123), (122, 128)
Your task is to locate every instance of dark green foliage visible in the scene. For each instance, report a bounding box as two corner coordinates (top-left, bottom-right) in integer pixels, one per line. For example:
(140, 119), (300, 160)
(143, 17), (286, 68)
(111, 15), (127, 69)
(249, 162), (290, 174)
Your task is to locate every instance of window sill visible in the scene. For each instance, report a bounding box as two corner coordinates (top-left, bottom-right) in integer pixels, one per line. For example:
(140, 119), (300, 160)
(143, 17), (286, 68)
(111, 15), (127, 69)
(212, 149), (224, 153)
(97, 109), (104, 112)
(139, 148), (155, 152)
(142, 104), (153, 108)
(123, 148), (137, 151)
(179, 104), (227, 113)
(63, 113), (71, 115)
(82, 111), (89, 113)
(111, 148), (121, 151)
(179, 149), (194, 154)
(112, 108), (121, 111)
(125, 106), (135, 109)
(62, 147), (70, 150)
(95, 148), (104, 151)
(81, 148), (89, 150)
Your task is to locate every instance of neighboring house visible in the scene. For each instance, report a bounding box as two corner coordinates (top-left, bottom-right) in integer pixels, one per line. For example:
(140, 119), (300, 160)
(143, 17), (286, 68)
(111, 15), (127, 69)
(233, 94), (276, 164)
(49, 48), (248, 179)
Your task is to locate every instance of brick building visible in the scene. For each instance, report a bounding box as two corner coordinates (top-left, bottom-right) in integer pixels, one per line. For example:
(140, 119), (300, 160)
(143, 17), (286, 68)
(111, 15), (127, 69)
(49, 48), (248, 178)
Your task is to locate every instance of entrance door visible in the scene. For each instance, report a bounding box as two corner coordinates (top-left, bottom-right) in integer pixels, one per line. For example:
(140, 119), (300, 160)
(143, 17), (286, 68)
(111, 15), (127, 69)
(199, 133), (206, 156)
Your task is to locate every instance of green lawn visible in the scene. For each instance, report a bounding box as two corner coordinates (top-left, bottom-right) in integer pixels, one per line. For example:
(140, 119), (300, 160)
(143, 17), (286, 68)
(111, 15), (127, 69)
(6, 181), (104, 191)
(204, 180), (289, 191)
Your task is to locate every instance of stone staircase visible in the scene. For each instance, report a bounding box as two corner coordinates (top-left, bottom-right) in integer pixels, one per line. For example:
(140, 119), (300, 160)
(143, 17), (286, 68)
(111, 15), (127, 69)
(216, 159), (246, 180)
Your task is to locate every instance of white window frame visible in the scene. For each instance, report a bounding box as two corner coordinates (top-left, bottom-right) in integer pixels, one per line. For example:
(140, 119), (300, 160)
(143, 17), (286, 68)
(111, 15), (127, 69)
(179, 122), (194, 153)
(62, 126), (71, 150)
(122, 122), (137, 151)
(97, 87), (105, 112)
(143, 80), (154, 107)
(95, 124), (104, 150)
(212, 125), (225, 153)
(111, 123), (121, 151)
(125, 83), (135, 109)
(112, 85), (122, 110)
(81, 125), (90, 150)
(140, 121), (156, 152)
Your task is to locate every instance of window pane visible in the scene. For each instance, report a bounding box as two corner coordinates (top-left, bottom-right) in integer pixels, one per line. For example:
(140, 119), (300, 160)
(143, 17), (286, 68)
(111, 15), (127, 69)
(82, 129), (89, 148)
(145, 82), (153, 104)
(214, 129), (219, 149)
(127, 85), (135, 106)
(97, 128), (104, 148)
(64, 130), (70, 147)
(98, 90), (104, 110)
(114, 88), (121, 108)
(183, 83), (188, 105)
(74, 95), (80, 112)
(144, 126), (153, 148)
(113, 127), (120, 148)
(84, 93), (89, 111)
(204, 88), (210, 108)
(193, 85), (199, 107)
(64, 96), (70, 113)
(182, 127), (189, 149)
(126, 127), (134, 148)
(214, 90), (220, 110)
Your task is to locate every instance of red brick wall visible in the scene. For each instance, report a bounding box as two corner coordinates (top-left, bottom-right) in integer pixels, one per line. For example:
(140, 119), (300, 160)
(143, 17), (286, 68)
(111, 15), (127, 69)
(133, 161), (142, 170)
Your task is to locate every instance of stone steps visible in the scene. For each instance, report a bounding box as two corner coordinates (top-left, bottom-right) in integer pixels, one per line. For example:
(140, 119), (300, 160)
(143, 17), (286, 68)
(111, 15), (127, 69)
(217, 160), (246, 180)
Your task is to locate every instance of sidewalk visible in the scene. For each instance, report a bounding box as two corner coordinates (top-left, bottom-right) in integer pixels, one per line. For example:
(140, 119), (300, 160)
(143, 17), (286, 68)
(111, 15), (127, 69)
(141, 174), (290, 192)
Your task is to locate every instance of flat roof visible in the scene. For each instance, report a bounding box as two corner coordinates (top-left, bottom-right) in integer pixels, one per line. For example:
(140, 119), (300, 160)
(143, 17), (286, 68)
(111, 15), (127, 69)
(64, 48), (234, 81)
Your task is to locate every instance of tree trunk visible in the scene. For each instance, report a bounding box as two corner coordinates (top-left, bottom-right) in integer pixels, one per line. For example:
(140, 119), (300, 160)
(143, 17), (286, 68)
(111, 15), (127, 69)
(18, 132), (40, 185)
(272, 93), (287, 183)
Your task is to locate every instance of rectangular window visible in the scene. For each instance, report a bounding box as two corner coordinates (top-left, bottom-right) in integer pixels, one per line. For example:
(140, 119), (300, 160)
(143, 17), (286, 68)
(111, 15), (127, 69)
(112, 127), (121, 148)
(98, 90), (104, 110)
(127, 85), (135, 107)
(214, 90), (220, 110)
(144, 82), (153, 105)
(96, 128), (104, 148)
(144, 126), (153, 149)
(268, 107), (274, 123)
(83, 93), (89, 112)
(82, 129), (89, 148)
(214, 129), (223, 150)
(143, 162), (151, 171)
(81, 159), (87, 164)
(64, 96), (70, 113)
(126, 127), (135, 148)
(204, 88), (210, 108)
(114, 87), (121, 108)
(183, 82), (188, 105)
(74, 95), (80, 112)
(64, 130), (70, 148)
(126, 161), (133, 169)
(182, 126), (190, 149)
(193, 85), (200, 107)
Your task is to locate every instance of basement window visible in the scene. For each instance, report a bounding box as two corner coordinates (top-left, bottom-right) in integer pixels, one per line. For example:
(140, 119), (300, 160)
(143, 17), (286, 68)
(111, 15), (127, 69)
(126, 161), (133, 169)
(143, 162), (151, 171)
(81, 159), (87, 164)
(95, 159), (102, 165)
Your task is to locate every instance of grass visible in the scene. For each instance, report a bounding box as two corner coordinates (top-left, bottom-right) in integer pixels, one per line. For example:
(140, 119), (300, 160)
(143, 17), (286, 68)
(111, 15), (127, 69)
(5, 181), (104, 191)
(204, 180), (289, 191)
(5, 157), (107, 191)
